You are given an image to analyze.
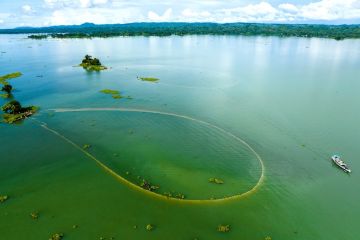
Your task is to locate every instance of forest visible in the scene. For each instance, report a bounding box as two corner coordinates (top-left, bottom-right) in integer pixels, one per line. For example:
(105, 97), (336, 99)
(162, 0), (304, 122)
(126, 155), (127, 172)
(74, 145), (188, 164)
(1, 22), (359, 40)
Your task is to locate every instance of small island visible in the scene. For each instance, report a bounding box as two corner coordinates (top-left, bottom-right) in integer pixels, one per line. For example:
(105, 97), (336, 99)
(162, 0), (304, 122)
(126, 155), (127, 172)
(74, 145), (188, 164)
(80, 55), (107, 71)
(28, 34), (48, 40)
(99, 89), (131, 99)
(1, 84), (12, 98)
(0, 72), (22, 85)
(137, 77), (159, 83)
(1, 100), (38, 124)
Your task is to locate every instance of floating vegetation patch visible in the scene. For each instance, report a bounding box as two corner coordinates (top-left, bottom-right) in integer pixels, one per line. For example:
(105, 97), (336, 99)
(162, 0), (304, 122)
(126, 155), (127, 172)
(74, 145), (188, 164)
(99, 89), (131, 100)
(83, 144), (91, 150)
(79, 55), (107, 71)
(140, 179), (159, 192)
(0, 93), (10, 99)
(0, 72), (22, 85)
(0, 195), (9, 203)
(146, 224), (155, 231)
(209, 178), (224, 184)
(49, 233), (64, 240)
(137, 77), (159, 83)
(1, 101), (38, 124)
(30, 211), (39, 220)
(217, 225), (230, 233)
(163, 192), (186, 199)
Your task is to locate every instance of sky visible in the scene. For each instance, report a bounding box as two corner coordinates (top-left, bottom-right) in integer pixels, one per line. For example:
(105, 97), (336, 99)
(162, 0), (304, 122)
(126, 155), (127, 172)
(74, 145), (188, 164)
(0, 0), (360, 28)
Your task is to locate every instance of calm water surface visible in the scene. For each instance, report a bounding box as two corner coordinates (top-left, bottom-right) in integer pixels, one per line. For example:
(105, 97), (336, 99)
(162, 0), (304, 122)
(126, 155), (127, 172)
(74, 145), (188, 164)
(0, 35), (359, 239)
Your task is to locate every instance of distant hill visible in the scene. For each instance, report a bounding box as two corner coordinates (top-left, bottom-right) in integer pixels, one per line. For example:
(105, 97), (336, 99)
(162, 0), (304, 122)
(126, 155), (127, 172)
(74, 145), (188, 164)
(1, 22), (360, 40)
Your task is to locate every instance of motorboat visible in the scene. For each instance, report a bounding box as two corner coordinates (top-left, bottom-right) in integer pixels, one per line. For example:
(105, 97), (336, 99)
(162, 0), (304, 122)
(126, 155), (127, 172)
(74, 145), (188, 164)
(331, 155), (351, 173)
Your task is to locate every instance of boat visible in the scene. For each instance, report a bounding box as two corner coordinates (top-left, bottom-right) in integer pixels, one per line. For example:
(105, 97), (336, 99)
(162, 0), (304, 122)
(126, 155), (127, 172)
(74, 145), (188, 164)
(331, 155), (351, 173)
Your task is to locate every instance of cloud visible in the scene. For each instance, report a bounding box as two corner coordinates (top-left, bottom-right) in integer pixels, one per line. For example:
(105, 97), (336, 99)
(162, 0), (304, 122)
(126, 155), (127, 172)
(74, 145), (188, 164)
(278, 3), (298, 13)
(219, 2), (281, 22)
(44, 6), (144, 26)
(22, 5), (33, 14)
(148, 8), (172, 21)
(43, 0), (109, 9)
(2, 0), (360, 28)
(182, 8), (211, 18)
(39, 0), (360, 24)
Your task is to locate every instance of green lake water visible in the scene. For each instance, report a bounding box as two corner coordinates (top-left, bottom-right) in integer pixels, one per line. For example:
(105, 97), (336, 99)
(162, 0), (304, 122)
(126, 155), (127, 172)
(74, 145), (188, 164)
(0, 35), (359, 239)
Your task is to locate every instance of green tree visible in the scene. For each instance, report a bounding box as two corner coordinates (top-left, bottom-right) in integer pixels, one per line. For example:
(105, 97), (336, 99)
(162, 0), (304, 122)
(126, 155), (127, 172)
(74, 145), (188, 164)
(1, 84), (12, 94)
(1, 100), (22, 114)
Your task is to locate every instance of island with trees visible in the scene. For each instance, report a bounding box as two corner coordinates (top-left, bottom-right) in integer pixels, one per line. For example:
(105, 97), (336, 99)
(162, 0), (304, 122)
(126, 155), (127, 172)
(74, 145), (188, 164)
(0, 72), (20, 99)
(1, 100), (38, 124)
(80, 55), (107, 71)
(0, 72), (38, 124)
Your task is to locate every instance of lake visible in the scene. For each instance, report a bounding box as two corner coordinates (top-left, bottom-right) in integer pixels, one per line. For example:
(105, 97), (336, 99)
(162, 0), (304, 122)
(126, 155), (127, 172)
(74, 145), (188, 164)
(0, 34), (359, 239)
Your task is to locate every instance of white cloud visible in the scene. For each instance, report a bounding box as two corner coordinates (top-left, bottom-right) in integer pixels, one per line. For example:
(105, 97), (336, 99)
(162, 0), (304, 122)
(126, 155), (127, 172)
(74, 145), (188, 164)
(148, 8), (172, 21)
(219, 2), (282, 22)
(43, 0), (109, 9)
(45, 6), (144, 25)
(22, 5), (33, 14)
(93, 0), (108, 5)
(278, 3), (298, 13)
(2, 0), (360, 28)
(182, 8), (211, 18)
(217, 0), (360, 22)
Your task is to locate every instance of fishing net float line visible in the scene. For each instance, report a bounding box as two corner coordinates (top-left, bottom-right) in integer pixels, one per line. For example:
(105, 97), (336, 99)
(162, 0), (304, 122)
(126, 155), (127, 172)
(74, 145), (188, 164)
(35, 108), (265, 205)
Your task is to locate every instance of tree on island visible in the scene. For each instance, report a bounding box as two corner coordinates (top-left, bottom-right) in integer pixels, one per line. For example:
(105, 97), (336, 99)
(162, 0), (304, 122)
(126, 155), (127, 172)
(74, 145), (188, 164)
(82, 55), (102, 66)
(80, 55), (106, 71)
(1, 100), (38, 124)
(1, 84), (13, 94)
(1, 100), (22, 114)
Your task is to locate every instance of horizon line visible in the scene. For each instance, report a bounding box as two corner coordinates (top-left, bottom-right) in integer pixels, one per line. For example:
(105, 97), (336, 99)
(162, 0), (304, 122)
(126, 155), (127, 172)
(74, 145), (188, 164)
(1, 21), (360, 30)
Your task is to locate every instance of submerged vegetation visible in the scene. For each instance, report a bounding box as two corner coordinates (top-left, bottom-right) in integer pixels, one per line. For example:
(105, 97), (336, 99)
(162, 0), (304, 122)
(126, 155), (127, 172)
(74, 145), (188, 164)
(80, 55), (107, 71)
(137, 77), (159, 83)
(4, 23), (360, 40)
